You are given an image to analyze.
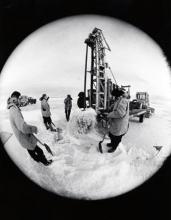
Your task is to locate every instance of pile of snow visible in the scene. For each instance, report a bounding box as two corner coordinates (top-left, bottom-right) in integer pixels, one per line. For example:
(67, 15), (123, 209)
(67, 108), (97, 137)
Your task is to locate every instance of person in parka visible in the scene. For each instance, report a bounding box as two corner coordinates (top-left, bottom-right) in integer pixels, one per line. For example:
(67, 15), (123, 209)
(107, 87), (129, 153)
(39, 94), (56, 131)
(77, 92), (86, 109)
(64, 94), (72, 121)
(8, 91), (52, 165)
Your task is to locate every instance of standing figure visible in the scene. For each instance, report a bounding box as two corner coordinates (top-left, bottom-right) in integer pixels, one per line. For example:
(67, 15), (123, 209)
(39, 94), (56, 131)
(7, 91), (52, 165)
(77, 92), (86, 109)
(64, 94), (72, 121)
(107, 88), (129, 153)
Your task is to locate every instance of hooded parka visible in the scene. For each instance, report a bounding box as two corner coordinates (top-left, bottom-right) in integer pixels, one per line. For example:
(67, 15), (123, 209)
(7, 100), (37, 150)
(64, 96), (72, 110)
(41, 99), (51, 117)
(107, 96), (129, 136)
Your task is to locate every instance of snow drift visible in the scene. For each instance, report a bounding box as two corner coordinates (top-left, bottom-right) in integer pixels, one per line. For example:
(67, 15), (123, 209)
(1, 99), (171, 200)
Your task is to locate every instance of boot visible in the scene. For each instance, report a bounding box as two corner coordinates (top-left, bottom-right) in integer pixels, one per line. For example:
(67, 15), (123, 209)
(44, 159), (53, 166)
(44, 123), (49, 130)
(108, 147), (116, 153)
(49, 124), (57, 132)
(106, 143), (112, 147)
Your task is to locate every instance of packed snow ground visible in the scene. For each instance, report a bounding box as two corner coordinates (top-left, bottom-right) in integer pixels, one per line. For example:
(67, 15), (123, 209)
(0, 98), (171, 200)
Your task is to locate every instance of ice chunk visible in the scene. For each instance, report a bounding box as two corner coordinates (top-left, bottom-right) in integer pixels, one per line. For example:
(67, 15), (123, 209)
(67, 108), (97, 137)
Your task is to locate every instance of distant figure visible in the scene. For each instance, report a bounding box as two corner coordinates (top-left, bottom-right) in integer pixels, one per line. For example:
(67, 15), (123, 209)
(107, 88), (129, 153)
(7, 91), (52, 166)
(39, 94), (56, 131)
(77, 92), (86, 109)
(64, 94), (72, 121)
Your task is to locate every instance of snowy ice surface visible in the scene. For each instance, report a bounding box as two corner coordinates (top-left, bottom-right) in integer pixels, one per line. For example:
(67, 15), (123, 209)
(1, 98), (171, 200)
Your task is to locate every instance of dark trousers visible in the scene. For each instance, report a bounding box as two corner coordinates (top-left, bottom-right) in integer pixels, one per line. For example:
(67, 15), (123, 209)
(28, 145), (48, 165)
(109, 132), (124, 151)
(65, 109), (71, 121)
(43, 116), (52, 129)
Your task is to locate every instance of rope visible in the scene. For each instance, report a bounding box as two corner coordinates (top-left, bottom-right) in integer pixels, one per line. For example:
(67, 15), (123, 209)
(109, 67), (118, 85)
(101, 31), (111, 51)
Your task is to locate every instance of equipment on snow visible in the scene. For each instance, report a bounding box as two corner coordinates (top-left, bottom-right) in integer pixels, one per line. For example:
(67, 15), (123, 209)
(153, 145), (163, 152)
(98, 118), (109, 153)
(51, 121), (57, 130)
(33, 134), (54, 156)
(51, 121), (63, 141)
(149, 145), (163, 159)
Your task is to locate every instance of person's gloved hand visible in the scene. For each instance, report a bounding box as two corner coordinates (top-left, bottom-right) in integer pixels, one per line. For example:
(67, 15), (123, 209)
(32, 126), (38, 134)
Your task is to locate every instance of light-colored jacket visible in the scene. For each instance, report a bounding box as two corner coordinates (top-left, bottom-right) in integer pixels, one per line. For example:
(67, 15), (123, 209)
(107, 97), (129, 136)
(41, 99), (51, 117)
(7, 102), (37, 150)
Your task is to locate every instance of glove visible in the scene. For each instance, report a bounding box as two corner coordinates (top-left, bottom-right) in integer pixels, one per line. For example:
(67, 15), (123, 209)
(32, 126), (38, 134)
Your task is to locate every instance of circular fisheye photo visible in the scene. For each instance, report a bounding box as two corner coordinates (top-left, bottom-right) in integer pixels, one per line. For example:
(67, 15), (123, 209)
(0, 15), (171, 200)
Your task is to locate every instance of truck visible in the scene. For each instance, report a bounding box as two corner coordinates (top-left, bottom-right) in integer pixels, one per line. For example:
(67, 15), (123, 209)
(129, 92), (155, 122)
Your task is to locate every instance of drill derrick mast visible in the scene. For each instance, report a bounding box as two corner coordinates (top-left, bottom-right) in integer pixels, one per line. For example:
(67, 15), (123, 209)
(84, 28), (111, 112)
(83, 28), (155, 123)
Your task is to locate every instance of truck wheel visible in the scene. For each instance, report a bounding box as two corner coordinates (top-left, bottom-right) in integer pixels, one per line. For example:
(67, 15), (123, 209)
(139, 114), (144, 123)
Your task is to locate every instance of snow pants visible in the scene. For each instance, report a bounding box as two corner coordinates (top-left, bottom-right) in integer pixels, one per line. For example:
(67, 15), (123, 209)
(28, 145), (49, 165)
(43, 116), (53, 130)
(108, 132), (124, 151)
(65, 108), (71, 121)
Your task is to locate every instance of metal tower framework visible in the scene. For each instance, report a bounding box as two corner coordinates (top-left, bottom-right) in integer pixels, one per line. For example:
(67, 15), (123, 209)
(84, 27), (111, 111)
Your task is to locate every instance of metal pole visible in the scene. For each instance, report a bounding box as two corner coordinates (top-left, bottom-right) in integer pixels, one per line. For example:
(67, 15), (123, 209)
(109, 67), (118, 85)
(90, 46), (94, 108)
(84, 44), (88, 110)
(96, 40), (100, 112)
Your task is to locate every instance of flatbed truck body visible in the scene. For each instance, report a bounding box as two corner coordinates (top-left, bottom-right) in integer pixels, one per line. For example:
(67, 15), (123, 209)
(129, 109), (147, 122)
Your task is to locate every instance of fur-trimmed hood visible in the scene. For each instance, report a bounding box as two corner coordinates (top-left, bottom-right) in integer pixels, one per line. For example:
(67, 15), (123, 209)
(7, 97), (19, 110)
(8, 96), (37, 150)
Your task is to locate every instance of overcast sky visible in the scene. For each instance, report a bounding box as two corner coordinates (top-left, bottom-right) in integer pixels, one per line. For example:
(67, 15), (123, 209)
(0, 15), (171, 102)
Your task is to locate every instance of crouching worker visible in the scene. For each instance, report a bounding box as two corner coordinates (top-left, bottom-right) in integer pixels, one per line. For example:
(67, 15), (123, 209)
(8, 91), (52, 166)
(107, 88), (129, 153)
(39, 94), (56, 131)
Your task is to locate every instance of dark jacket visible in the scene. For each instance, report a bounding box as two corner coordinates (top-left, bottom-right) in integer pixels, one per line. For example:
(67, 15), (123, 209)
(64, 97), (72, 110)
(77, 97), (85, 109)
(77, 92), (86, 108)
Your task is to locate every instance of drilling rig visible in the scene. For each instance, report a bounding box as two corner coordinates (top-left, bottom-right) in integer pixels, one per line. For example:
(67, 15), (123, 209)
(84, 27), (116, 112)
(83, 27), (154, 123)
